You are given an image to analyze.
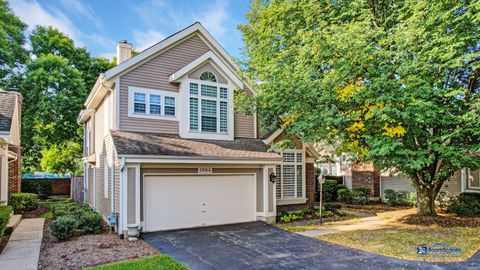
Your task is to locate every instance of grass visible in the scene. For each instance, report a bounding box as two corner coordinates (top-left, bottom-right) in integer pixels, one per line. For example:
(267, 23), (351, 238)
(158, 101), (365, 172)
(38, 198), (70, 219)
(318, 210), (480, 262)
(85, 255), (187, 270)
(276, 213), (359, 232)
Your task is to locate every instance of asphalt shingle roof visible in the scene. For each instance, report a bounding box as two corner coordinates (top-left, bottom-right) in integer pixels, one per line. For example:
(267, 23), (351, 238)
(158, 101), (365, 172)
(111, 130), (282, 160)
(0, 91), (17, 133)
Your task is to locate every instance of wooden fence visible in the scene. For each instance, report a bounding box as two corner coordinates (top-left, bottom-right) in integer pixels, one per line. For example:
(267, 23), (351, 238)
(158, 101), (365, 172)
(71, 175), (84, 203)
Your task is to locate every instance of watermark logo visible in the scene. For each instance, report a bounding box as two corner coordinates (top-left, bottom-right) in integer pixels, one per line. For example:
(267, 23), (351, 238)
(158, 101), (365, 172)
(417, 243), (462, 258)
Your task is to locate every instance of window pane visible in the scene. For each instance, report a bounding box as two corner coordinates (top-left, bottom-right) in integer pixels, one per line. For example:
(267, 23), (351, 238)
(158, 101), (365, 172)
(283, 153), (295, 163)
(297, 165), (303, 198)
(469, 170), (480, 188)
(276, 165), (282, 199)
(150, 94), (161, 104)
(134, 93), (145, 103)
(201, 84), (217, 97)
(296, 153), (303, 162)
(282, 165), (295, 198)
(200, 71), (217, 82)
(149, 104), (161, 115)
(134, 103), (145, 113)
(201, 99), (217, 117)
(189, 98), (198, 131)
(164, 97), (175, 116)
(220, 87), (228, 99)
(201, 116), (217, 132)
(190, 83), (198, 95)
(220, 101), (227, 133)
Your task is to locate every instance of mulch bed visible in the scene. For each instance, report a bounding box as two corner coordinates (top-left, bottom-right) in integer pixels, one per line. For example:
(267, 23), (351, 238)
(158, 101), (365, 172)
(38, 219), (160, 270)
(22, 204), (49, 218)
(341, 202), (413, 212)
(0, 234), (10, 254)
(400, 211), (480, 228)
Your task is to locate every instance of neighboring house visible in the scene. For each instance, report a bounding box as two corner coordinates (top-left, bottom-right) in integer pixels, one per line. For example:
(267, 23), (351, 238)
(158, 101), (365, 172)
(350, 162), (480, 198)
(0, 89), (22, 206)
(77, 22), (319, 235)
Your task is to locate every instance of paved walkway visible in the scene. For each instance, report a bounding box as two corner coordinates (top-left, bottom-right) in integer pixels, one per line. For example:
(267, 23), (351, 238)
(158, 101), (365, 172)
(0, 218), (44, 270)
(297, 215), (388, 237)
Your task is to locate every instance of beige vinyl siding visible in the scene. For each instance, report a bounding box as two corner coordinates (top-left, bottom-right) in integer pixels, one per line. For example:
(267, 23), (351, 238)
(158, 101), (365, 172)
(442, 171), (462, 195)
(86, 167), (94, 206)
(119, 35), (210, 133)
(234, 113), (255, 138)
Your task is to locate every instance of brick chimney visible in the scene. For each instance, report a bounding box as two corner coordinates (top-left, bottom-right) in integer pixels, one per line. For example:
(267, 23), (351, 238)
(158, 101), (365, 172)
(116, 40), (132, 65)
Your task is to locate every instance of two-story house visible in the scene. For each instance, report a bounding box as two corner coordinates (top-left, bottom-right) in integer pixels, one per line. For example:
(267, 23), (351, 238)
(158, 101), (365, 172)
(78, 22), (318, 235)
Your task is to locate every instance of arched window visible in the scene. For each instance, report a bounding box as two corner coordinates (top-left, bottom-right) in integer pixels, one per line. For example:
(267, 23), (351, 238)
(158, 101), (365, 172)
(199, 71), (217, 82)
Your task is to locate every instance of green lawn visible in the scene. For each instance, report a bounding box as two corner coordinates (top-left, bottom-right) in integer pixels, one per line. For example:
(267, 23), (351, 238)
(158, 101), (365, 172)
(318, 226), (480, 262)
(85, 255), (187, 270)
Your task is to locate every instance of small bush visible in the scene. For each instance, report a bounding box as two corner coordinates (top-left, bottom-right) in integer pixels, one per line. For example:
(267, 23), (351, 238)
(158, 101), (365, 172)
(301, 207), (313, 216)
(318, 210), (334, 217)
(384, 189), (397, 205)
(323, 202), (342, 212)
(78, 211), (104, 234)
(51, 216), (76, 241)
(383, 190), (416, 206)
(447, 193), (480, 216)
(336, 184), (348, 191)
(9, 193), (38, 214)
(0, 205), (13, 237)
(338, 188), (353, 203)
(352, 188), (370, 205)
(322, 180), (339, 201)
(279, 212), (302, 222)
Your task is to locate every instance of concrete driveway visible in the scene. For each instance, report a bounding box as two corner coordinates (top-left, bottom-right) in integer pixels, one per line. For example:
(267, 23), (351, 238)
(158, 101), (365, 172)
(142, 222), (480, 270)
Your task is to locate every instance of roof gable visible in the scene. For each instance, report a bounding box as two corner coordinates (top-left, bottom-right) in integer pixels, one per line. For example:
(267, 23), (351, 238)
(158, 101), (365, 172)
(0, 91), (17, 133)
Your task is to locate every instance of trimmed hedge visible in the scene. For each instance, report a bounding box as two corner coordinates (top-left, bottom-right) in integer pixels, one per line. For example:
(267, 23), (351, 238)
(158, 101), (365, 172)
(21, 180), (53, 196)
(447, 193), (480, 216)
(10, 193), (38, 214)
(0, 205), (13, 237)
(50, 202), (105, 240)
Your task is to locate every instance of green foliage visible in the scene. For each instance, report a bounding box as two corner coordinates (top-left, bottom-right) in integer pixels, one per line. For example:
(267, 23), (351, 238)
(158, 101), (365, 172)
(323, 202), (342, 212)
(279, 212), (302, 222)
(352, 188), (370, 205)
(301, 207), (313, 216)
(85, 255), (187, 270)
(0, 205), (13, 237)
(41, 141), (83, 174)
(0, 0), (28, 88)
(9, 193), (38, 214)
(240, 0), (480, 215)
(77, 210), (104, 234)
(50, 215), (76, 241)
(337, 188), (353, 203)
(20, 26), (114, 171)
(320, 210), (334, 217)
(21, 180), (53, 196)
(384, 189), (416, 206)
(384, 189), (398, 205)
(322, 180), (339, 201)
(51, 202), (104, 237)
(447, 193), (480, 216)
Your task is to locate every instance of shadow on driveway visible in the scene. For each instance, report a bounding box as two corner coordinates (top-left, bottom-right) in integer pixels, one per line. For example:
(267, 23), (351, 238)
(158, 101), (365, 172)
(142, 221), (480, 270)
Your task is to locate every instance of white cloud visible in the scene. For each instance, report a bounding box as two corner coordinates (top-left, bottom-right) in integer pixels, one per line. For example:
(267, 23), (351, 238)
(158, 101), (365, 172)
(10, 0), (82, 45)
(196, 0), (229, 38)
(133, 30), (166, 52)
(58, 0), (104, 30)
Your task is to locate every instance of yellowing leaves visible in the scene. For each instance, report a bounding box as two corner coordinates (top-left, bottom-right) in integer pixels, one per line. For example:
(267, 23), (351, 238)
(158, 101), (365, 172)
(281, 114), (295, 128)
(337, 80), (364, 102)
(383, 124), (406, 138)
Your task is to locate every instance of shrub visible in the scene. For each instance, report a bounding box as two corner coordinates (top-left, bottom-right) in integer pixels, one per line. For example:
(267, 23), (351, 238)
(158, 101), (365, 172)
(323, 202), (342, 212)
(317, 210), (334, 217)
(51, 216), (76, 241)
(447, 193), (480, 216)
(21, 180), (53, 196)
(384, 189), (397, 205)
(279, 212), (302, 222)
(383, 190), (416, 206)
(0, 205), (13, 237)
(322, 180), (339, 201)
(337, 188), (353, 203)
(352, 188), (370, 205)
(78, 211), (104, 234)
(437, 191), (453, 209)
(301, 207), (313, 216)
(336, 184), (348, 191)
(10, 193), (38, 214)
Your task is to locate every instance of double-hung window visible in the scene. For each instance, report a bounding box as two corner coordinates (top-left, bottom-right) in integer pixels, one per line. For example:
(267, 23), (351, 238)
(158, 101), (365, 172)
(189, 73), (228, 134)
(276, 150), (304, 200)
(467, 169), (480, 189)
(130, 88), (176, 118)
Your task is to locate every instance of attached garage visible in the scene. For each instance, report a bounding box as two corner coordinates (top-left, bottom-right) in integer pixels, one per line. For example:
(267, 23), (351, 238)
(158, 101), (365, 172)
(143, 174), (256, 232)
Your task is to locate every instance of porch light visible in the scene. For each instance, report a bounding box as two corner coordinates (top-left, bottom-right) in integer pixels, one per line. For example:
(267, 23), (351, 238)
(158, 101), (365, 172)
(269, 172), (277, 183)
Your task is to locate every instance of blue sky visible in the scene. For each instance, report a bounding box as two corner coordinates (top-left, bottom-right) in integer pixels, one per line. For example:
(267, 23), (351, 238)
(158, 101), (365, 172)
(9, 0), (250, 60)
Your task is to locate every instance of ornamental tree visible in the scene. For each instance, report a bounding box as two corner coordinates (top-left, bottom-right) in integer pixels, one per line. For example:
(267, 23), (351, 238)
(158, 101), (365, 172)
(239, 0), (480, 215)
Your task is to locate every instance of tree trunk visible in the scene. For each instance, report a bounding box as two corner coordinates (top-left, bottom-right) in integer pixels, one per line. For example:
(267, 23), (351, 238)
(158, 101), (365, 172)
(416, 185), (438, 216)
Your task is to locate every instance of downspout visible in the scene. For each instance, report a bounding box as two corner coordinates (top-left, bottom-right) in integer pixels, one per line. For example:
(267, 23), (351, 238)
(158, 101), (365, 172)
(118, 157), (126, 236)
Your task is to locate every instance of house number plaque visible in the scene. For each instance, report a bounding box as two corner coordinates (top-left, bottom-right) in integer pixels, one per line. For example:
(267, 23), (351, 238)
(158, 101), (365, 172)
(198, 167), (213, 174)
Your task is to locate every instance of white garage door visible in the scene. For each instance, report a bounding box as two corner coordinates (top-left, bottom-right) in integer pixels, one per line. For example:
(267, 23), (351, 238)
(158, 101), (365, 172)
(144, 174), (255, 232)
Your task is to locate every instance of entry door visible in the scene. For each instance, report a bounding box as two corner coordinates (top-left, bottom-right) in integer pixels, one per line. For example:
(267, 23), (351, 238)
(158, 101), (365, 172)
(144, 174), (255, 231)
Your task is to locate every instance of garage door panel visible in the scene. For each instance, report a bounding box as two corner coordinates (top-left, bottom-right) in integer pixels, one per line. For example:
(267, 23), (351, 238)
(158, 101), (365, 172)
(144, 174), (255, 231)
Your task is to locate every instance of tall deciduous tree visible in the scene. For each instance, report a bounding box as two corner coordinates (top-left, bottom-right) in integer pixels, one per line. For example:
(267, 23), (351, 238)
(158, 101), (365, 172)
(21, 26), (114, 172)
(240, 0), (480, 215)
(0, 0), (27, 88)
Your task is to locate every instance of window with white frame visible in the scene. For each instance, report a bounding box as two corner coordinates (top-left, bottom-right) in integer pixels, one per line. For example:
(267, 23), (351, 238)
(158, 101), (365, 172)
(189, 75), (228, 134)
(276, 150), (304, 199)
(104, 158), (109, 199)
(468, 169), (480, 189)
(129, 88), (177, 118)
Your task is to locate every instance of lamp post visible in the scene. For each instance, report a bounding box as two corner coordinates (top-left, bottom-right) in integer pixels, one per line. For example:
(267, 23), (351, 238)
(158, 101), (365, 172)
(318, 175), (325, 225)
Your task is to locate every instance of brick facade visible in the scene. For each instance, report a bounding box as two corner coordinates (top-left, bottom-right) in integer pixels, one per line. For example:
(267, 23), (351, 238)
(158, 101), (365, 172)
(7, 144), (21, 196)
(351, 162), (380, 197)
(277, 163), (316, 213)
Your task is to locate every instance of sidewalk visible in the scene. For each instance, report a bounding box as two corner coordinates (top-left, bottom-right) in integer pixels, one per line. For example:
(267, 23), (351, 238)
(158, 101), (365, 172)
(0, 218), (45, 270)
